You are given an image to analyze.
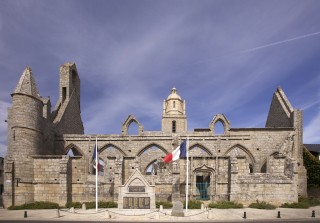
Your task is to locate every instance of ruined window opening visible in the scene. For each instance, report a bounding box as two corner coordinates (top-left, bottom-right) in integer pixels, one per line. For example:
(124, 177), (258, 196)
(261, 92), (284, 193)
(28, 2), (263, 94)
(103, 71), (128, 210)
(66, 149), (74, 157)
(142, 146), (160, 155)
(62, 87), (67, 103)
(190, 146), (210, 157)
(249, 164), (253, 173)
(66, 147), (82, 157)
(172, 120), (176, 133)
(146, 160), (158, 175)
(105, 146), (124, 157)
(261, 161), (267, 173)
(214, 121), (224, 135)
(128, 121), (139, 135)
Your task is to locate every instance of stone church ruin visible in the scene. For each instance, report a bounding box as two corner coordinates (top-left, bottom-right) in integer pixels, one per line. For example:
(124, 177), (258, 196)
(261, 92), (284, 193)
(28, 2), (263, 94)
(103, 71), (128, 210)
(3, 63), (307, 208)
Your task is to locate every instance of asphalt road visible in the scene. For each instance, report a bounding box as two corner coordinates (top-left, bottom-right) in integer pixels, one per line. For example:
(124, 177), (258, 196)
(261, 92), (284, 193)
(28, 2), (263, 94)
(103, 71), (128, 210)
(0, 220), (319, 223)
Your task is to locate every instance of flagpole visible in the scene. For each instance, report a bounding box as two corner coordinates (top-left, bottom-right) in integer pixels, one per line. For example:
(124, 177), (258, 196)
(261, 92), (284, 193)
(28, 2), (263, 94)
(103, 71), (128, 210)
(186, 136), (189, 212)
(95, 137), (98, 212)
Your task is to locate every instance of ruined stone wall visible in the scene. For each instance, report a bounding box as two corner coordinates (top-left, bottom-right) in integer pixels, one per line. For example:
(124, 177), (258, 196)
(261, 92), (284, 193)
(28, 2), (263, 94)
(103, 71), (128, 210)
(51, 128), (298, 204)
(53, 92), (84, 135)
(5, 123), (302, 206)
(229, 156), (297, 205)
(33, 156), (67, 205)
(52, 63), (83, 135)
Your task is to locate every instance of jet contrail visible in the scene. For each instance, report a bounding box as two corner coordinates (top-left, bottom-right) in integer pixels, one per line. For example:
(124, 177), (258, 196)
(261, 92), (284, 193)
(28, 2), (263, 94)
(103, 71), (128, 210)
(242, 31), (320, 53)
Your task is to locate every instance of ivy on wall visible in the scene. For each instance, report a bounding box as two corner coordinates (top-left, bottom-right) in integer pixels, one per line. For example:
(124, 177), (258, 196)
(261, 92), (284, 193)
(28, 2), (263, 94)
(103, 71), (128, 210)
(303, 147), (320, 188)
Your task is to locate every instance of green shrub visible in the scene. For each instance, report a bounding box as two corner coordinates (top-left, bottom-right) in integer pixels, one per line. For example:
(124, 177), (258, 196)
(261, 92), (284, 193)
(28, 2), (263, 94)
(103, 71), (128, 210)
(280, 197), (320, 209)
(280, 202), (309, 209)
(8, 201), (60, 210)
(184, 200), (202, 209)
(156, 201), (173, 209)
(303, 148), (320, 188)
(208, 200), (243, 209)
(299, 197), (320, 207)
(84, 201), (117, 209)
(248, 201), (276, 209)
(65, 201), (82, 208)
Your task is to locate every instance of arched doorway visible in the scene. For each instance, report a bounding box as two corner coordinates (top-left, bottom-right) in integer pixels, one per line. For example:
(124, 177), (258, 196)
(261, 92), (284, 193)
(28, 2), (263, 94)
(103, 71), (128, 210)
(193, 165), (215, 200)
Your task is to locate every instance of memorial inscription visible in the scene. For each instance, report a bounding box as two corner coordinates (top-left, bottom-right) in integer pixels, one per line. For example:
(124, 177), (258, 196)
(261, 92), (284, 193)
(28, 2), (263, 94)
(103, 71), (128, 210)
(128, 186), (145, 192)
(123, 197), (150, 209)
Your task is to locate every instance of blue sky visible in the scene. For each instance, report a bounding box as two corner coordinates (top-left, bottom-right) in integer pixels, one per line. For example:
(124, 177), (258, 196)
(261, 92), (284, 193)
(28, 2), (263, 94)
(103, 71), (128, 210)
(0, 0), (320, 157)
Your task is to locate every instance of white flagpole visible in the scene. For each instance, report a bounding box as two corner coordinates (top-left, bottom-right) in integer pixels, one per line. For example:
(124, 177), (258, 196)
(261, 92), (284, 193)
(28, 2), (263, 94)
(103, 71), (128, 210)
(186, 136), (189, 212)
(95, 137), (98, 212)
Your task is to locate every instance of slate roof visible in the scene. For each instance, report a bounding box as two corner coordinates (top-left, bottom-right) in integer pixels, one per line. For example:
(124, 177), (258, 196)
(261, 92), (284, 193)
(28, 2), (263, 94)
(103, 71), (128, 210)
(304, 144), (320, 153)
(13, 67), (40, 99)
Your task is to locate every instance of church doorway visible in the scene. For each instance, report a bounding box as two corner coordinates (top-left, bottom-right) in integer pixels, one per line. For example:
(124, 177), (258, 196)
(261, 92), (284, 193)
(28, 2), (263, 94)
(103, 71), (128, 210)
(196, 172), (210, 200)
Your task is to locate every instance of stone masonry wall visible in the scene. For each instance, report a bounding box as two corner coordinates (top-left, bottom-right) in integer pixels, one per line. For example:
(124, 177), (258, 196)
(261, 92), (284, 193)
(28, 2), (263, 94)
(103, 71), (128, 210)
(33, 156), (65, 204)
(51, 127), (299, 204)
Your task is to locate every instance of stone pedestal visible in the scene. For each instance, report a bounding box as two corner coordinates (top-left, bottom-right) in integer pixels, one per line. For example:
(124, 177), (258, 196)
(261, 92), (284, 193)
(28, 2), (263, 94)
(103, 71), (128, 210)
(171, 201), (184, 217)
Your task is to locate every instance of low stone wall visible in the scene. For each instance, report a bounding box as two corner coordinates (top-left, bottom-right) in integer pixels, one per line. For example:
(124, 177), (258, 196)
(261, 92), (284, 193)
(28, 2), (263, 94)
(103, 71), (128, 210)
(231, 174), (297, 205)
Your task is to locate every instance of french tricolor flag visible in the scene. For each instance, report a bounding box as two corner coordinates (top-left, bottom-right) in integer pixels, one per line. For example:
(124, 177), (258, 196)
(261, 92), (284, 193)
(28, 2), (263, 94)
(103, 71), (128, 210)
(163, 140), (187, 163)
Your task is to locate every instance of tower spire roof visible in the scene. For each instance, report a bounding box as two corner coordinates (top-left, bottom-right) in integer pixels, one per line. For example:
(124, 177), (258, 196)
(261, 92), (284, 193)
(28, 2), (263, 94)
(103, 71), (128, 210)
(13, 67), (40, 99)
(167, 87), (182, 100)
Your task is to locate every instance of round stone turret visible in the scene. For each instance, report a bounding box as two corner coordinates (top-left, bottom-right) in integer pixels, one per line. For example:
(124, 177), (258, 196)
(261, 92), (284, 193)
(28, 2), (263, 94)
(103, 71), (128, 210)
(6, 67), (44, 205)
(8, 67), (43, 158)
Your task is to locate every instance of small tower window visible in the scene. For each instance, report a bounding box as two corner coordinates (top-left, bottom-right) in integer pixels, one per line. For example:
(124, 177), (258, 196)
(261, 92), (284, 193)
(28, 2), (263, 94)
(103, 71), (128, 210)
(173, 101), (176, 108)
(172, 120), (176, 133)
(62, 87), (67, 103)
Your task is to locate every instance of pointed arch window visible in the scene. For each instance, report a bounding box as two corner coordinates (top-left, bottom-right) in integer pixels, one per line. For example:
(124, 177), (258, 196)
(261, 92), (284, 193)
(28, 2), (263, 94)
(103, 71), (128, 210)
(146, 160), (158, 175)
(214, 121), (225, 135)
(128, 120), (139, 135)
(261, 161), (267, 173)
(65, 147), (82, 157)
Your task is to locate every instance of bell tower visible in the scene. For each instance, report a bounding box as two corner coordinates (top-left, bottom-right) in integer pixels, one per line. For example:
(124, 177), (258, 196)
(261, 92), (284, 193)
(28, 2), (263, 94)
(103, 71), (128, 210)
(161, 87), (187, 133)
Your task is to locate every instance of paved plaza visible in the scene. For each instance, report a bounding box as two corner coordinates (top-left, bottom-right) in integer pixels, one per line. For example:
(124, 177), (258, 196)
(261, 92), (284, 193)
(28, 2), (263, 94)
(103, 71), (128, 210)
(0, 206), (319, 222)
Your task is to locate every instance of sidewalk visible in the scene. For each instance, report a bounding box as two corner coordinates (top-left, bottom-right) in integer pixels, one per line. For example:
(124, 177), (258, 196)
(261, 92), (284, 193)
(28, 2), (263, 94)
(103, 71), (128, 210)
(0, 206), (319, 221)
